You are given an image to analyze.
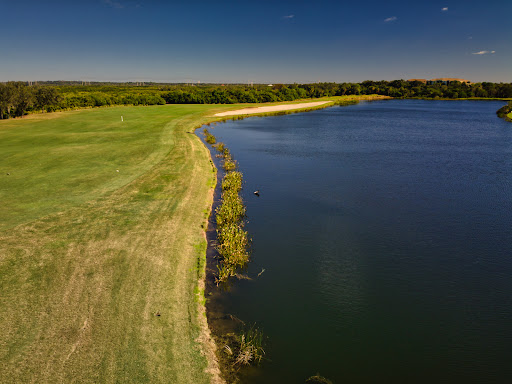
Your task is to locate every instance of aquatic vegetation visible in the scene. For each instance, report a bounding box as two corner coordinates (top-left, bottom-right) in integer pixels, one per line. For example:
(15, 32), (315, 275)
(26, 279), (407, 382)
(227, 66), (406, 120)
(222, 156), (237, 172)
(216, 195), (245, 227)
(213, 142), (232, 160)
(215, 171), (250, 282)
(214, 142), (225, 153)
(234, 325), (265, 366)
(203, 128), (216, 144)
(202, 129), (250, 284)
(221, 171), (242, 192)
(217, 223), (249, 265)
(306, 375), (333, 384)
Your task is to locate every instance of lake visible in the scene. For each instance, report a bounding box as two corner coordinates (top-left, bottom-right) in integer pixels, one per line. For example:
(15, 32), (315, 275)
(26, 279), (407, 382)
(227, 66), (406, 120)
(205, 100), (512, 383)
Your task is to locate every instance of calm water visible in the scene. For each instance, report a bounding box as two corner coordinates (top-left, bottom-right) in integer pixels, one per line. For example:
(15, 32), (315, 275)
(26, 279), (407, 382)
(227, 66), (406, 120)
(207, 100), (512, 383)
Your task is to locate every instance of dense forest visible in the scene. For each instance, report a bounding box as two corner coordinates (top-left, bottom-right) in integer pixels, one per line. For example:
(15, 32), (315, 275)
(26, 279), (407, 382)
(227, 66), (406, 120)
(1, 80), (511, 119)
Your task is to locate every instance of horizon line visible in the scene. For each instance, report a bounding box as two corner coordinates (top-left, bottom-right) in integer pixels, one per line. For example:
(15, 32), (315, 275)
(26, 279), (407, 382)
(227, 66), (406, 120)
(3, 78), (511, 84)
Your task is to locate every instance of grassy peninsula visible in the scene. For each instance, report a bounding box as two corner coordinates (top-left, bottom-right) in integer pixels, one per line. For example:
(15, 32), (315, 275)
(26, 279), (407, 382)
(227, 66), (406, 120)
(0, 96), (384, 383)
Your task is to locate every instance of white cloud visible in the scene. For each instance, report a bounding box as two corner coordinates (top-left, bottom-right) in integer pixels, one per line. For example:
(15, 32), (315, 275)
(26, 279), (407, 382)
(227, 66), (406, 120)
(384, 16), (397, 22)
(472, 50), (496, 55)
(283, 14), (295, 19)
(104, 0), (124, 9)
(442, 7), (448, 11)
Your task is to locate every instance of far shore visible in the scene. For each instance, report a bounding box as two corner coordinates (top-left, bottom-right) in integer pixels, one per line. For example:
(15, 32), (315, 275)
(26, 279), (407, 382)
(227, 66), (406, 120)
(214, 101), (333, 116)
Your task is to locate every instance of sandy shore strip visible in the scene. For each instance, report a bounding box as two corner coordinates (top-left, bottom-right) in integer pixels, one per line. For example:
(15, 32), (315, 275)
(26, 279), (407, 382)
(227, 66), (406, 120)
(214, 101), (333, 116)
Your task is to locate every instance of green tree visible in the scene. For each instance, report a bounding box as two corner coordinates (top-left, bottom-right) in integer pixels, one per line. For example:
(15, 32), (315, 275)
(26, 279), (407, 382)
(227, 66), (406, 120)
(0, 83), (14, 119)
(34, 86), (60, 111)
(10, 82), (34, 117)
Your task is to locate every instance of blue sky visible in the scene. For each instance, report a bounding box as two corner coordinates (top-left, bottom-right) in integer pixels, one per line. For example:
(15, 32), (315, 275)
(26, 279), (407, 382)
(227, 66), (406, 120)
(1, 0), (510, 83)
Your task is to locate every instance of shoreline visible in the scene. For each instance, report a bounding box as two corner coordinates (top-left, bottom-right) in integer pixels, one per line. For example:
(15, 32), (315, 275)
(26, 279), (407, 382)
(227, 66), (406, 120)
(1, 97), (384, 384)
(198, 127), (254, 382)
(200, 98), (511, 384)
(197, 95), (391, 382)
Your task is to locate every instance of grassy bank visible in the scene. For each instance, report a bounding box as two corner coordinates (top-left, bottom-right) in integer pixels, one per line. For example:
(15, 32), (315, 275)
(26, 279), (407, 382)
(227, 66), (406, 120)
(0, 104), (224, 383)
(0, 96), (376, 383)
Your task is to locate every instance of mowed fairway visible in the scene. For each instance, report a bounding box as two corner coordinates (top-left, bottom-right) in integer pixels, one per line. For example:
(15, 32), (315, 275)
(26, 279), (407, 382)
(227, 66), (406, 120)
(0, 104), (230, 383)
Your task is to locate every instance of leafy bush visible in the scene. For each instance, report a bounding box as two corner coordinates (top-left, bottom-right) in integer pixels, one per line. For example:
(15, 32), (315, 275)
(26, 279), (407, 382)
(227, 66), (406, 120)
(496, 102), (512, 120)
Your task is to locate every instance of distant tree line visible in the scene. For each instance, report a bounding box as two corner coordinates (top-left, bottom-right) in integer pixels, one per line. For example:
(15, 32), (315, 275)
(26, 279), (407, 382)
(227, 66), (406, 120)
(160, 81), (512, 103)
(1, 80), (511, 119)
(0, 82), (60, 119)
(355, 80), (512, 99)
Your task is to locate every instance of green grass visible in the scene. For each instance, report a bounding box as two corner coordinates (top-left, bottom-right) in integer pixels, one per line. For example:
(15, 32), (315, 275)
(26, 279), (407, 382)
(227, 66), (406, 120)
(0, 104), (222, 383)
(0, 96), (380, 383)
(0, 106), (212, 230)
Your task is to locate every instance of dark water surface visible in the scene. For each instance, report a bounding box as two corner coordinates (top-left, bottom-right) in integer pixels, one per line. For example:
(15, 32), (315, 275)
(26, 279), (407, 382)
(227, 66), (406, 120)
(207, 100), (512, 383)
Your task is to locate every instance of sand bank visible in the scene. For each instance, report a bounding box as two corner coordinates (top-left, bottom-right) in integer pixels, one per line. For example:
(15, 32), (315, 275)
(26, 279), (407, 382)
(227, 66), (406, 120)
(214, 101), (333, 116)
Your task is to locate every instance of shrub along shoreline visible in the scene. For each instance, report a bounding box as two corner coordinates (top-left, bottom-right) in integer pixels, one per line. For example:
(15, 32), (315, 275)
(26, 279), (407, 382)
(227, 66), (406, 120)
(201, 126), (268, 383)
(497, 101), (512, 122)
(202, 127), (250, 284)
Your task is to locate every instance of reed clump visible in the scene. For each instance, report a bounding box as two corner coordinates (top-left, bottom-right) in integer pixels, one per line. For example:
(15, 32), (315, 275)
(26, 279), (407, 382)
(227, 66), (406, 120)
(221, 171), (242, 192)
(234, 325), (265, 366)
(215, 169), (249, 283)
(214, 142), (226, 153)
(202, 128), (251, 284)
(217, 224), (249, 265)
(203, 128), (217, 144)
(222, 156), (237, 172)
(214, 142), (237, 171)
(214, 142), (231, 158)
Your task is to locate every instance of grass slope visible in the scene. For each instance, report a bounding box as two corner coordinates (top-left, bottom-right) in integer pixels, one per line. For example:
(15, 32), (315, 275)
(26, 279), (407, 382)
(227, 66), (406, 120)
(0, 104), (222, 383)
(0, 96), (381, 383)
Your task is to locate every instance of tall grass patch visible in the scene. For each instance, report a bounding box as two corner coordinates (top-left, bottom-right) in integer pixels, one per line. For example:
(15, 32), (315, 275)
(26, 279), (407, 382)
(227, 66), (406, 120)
(203, 128), (250, 283)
